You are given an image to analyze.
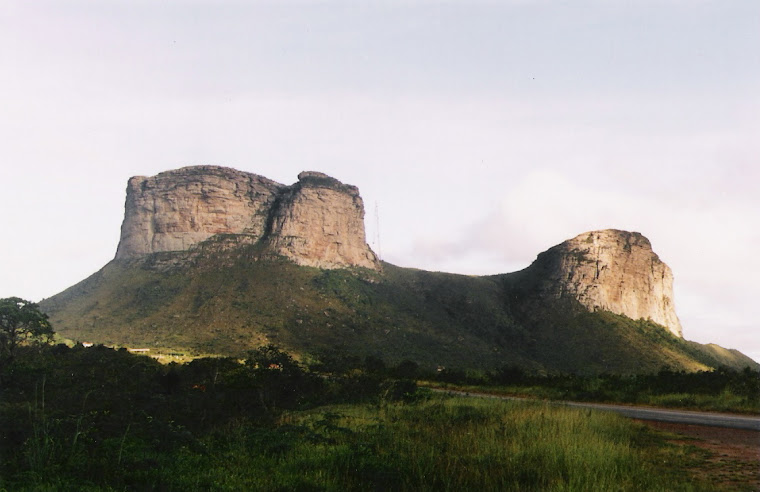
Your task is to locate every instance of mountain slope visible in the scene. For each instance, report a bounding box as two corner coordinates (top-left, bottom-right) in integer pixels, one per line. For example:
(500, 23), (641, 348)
(41, 241), (757, 374)
(38, 166), (758, 374)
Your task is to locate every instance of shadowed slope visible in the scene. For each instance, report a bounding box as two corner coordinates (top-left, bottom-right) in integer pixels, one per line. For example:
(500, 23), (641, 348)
(40, 242), (757, 374)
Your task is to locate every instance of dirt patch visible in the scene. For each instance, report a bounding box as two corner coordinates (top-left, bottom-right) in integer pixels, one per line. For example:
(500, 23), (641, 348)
(640, 420), (760, 491)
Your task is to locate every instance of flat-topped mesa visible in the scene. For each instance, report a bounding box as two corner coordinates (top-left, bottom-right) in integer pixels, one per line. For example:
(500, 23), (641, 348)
(115, 166), (284, 259)
(114, 166), (381, 271)
(529, 229), (683, 337)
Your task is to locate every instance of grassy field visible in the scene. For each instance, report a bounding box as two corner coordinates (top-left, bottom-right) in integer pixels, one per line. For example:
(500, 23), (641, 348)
(10, 396), (729, 491)
(70, 395), (736, 491)
(256, 396), (720, 491)
(4, 344), (750, 491)
(427, 360), (760, 414)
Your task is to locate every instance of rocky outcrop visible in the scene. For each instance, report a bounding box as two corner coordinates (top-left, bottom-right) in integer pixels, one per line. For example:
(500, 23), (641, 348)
(114, 166), (380, 271)
(267, 172), (380, 270)
(114, 169), (678, 335)
(525, 230), (682, 337)
(115, 166), (283, 259)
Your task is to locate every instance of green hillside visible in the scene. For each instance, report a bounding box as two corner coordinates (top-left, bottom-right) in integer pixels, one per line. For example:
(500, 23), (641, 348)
(40, 243), (758, 374)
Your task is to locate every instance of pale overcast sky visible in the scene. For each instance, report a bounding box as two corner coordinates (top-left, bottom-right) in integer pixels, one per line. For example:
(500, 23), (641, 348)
(1, 1), (758, 362)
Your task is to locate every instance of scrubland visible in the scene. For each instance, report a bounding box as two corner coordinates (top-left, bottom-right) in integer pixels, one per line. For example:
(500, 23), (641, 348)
(2, 344), (755, 491)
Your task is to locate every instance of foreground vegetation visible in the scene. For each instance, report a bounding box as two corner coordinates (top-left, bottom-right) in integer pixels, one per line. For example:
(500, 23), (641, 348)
(429, 364), (760, 414)
(1, 344), (754, 491)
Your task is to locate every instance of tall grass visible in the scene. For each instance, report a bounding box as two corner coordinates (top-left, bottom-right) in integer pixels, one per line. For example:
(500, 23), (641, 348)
(156, 395), (716, 491)
(4, 345), (740, 491)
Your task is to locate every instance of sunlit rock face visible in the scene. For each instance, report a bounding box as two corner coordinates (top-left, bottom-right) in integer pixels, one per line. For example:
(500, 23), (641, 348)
(267, 172), (381, 271)
(528, 229), (683, 337)
(115, 166), (283, 259)
(114, 166), (380, 271)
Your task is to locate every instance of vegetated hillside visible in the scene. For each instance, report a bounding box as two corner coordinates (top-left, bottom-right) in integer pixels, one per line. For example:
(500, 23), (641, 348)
(40, 242), (758, 375)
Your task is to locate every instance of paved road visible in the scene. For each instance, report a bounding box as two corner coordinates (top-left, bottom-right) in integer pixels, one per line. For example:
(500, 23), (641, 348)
(430, 388), (760, 431)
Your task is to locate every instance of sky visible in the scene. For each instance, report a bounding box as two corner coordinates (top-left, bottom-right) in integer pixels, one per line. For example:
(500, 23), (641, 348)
(1, 1), (758, 362)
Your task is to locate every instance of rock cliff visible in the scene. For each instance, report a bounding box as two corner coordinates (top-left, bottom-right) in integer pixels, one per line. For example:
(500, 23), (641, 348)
(48, 176), (759, 370)
(113, 169), (680, 336)
(115, 166), (283, 259)
(267, 172), (380, 270)
(114, 166), (380, 271)
(524, 229), (683, 337)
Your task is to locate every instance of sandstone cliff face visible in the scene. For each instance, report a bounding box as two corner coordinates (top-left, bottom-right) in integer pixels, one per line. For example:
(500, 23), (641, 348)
(527, 230), (683, 337)
(114, 166), (380, 271)
(267, 172), (380, 270)
(115, 166), (283, 259)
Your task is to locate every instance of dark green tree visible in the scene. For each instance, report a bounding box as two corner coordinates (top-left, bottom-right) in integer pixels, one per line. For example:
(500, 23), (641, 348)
(244, 345), (321, 413)
(0, 297), (54, 361)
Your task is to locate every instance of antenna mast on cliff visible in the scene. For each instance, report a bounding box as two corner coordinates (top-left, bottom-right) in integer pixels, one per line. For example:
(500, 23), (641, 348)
(374, 201), (382, 259)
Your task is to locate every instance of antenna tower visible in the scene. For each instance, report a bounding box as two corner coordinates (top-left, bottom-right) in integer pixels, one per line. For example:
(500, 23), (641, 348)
(374, 201), (382, 259)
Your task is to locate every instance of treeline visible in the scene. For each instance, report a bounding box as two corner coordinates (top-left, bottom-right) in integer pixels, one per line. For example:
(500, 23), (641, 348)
(434, 364), (760, 412)
(0, 344), (418, 489)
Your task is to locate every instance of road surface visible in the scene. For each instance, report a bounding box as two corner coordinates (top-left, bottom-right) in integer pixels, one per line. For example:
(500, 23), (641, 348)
(430, 388), (760, 431)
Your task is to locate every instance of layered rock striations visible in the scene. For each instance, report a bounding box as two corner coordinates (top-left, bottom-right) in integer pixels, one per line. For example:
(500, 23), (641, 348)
(114, 166), (381, 271)
(267, 172), (380, 270)
(523, 229), (683, 337)
(115, 166), (284, 259)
